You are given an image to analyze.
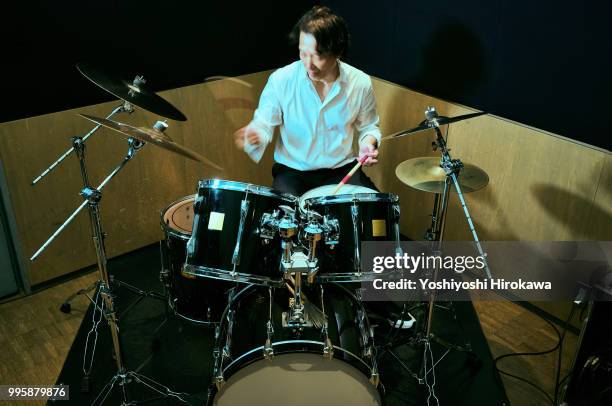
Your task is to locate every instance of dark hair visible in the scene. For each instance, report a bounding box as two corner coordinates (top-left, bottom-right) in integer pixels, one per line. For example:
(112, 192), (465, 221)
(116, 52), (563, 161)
(290, 6), (350, 59)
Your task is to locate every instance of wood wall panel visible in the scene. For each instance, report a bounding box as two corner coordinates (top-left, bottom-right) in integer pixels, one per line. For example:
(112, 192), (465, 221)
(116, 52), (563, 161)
(0, 72), (273, 285)
(367, 79), (610, 243)
(1, 70), (609, 286)
(443, 117), (607, 242)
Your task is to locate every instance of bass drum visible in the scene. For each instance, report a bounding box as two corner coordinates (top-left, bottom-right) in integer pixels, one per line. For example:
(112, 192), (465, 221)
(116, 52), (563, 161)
(209, 284), (383, 406)
(160, 195), (235, 324)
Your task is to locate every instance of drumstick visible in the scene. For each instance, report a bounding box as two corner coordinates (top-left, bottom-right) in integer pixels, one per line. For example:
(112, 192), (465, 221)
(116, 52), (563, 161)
(332, 155), (368, 195)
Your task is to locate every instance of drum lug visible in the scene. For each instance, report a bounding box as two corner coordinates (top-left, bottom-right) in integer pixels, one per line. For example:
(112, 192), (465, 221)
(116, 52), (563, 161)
(223, 309), (234, 358)
(369, 371), (380, 387)
(263, 338), (274, 360)
(212, 346), (225, 390)
(214, 375), (225, 390)
(263, 319), (274, 359)
(323, 337), (334, 360)
(231, 198), (250, 268)
(322, 216), (339, 246)
(351, 203), (361, 272)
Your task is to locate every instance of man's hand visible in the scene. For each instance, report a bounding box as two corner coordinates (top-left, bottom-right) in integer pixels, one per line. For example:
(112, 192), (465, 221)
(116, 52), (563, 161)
(234, 125), (262, 150)
(358, 135), (379, 166)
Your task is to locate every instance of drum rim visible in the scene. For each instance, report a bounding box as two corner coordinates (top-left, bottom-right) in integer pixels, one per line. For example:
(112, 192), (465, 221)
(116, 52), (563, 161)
(219, 340), (379, 390)
(183, 264), (285, 287)
(198, 179), (298, 202)
(304, 192), (399, 206)
(160, 194), (196, 239)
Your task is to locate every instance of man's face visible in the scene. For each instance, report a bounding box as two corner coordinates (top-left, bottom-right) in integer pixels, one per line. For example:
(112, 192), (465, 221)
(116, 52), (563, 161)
(299, 31), (337, 81)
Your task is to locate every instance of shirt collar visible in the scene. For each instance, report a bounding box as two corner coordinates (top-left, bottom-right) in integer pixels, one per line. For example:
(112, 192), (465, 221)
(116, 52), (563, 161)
(299, 59), (348, 85)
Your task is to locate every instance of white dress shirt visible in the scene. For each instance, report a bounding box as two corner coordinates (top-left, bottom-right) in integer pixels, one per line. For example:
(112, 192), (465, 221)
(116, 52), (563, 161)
(244, 60), (382, 170)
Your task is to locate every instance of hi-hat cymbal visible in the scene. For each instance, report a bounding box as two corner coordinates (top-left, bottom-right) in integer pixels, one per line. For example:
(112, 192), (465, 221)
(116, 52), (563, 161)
(80, 114), (223, 171)
(77, 63), (187, 121)
(396, 157), (488, 193)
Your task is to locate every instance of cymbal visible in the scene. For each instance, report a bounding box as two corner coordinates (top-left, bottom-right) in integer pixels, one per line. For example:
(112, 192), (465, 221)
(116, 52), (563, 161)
(382, 111), (485, 141)
(77, 63), (187, 121)
(395, 157), (488, 193)
(80, 114), (224, 171)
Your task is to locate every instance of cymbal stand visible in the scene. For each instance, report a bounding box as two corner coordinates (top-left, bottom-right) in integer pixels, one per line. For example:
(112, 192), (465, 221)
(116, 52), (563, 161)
(381, 107), (490, 404)
(31, 123), (187, 404)
(31, 101), (133, 186)
(422, 107), (491, 397)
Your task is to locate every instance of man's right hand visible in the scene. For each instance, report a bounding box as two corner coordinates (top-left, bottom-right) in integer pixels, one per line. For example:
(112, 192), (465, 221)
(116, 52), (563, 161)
(234, 125), (262, 150)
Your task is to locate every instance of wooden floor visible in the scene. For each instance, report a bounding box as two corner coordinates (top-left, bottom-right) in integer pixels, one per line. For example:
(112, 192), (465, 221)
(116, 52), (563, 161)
(0, 272), (578, 406)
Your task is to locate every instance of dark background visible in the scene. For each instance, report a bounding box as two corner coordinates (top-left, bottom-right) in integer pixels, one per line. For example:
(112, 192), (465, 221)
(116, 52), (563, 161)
(1, 1), (609, 149)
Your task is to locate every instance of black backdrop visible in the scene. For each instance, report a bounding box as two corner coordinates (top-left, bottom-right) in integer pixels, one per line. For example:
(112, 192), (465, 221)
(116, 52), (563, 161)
(323, 0), (610, 150)
(1, 1), (609, 149)
(0, 1), (313, 123)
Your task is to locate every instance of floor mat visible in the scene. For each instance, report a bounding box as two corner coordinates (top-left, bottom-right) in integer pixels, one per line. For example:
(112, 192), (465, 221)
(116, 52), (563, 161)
(54, 244), (508, 405)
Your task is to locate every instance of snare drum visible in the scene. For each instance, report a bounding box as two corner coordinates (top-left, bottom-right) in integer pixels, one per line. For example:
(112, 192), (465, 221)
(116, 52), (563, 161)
(161, 195), (235, 324)
(209, 284), (382, 406)
(184, 180), (298, 286)
(300, 185), (401, 282)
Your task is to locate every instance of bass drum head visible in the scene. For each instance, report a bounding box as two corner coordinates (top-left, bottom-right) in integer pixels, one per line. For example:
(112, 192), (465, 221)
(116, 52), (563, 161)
(299, 184), (377, 212)
(213, 353), (381, 406)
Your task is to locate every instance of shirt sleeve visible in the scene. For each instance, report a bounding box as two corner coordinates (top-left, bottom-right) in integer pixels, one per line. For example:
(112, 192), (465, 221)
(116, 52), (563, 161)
(355, 81), (382, 146)
(252, 76), (283, 144)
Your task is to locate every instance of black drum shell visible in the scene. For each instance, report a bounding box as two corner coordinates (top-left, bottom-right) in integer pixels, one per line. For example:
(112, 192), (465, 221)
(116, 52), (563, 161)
(186, 180), (298, 283)
(304, 193), (400, 277)
(160, 195), (235, 324)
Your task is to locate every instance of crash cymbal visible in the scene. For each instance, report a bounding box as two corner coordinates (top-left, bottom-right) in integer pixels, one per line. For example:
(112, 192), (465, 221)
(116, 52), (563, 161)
(77, 63), (187, 121)
(382, 111), (485, 141)
(79, 114), (223, 171)
(395, 157), (488, 193)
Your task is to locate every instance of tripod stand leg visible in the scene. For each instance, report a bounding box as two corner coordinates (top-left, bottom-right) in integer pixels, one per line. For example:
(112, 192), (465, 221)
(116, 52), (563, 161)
(60, 280), (99, 314)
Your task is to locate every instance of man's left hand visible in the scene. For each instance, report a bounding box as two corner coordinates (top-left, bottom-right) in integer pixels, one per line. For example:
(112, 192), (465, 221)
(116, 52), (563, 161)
(358, 135), (379, 166)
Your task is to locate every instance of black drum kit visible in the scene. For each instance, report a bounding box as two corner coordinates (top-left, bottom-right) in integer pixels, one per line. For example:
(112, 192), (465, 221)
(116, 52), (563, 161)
(30, 64), (491, 405)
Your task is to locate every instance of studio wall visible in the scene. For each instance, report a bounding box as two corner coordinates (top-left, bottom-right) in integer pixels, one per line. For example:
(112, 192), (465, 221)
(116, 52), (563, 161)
(0, 70), (609, 288)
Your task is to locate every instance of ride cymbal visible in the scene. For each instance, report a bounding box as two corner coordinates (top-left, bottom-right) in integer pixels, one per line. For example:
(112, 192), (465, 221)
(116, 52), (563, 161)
(77, 63), (187, 121)
(395, 157), (488, 193)
(80, 114), (223, 171)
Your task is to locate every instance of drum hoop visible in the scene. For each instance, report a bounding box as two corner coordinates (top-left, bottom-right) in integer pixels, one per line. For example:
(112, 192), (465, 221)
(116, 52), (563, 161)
(220, 340), (375, 383)
(198, 179), (298, 202)
(174, 309), (218, 325)
(317, 272), (378, 283)
(305, 192), (399, 206)
(159, 194), (196, 238)
(183, 264), (284, 287)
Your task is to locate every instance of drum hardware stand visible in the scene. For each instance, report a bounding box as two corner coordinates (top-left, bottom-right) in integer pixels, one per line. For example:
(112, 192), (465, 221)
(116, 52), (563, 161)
(261, 205), (327, 328)
(378, 107), (489, 398)
(29, 101), (131, 314)
(31, 101), (133, 187)
(31, 122), (187, 405)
